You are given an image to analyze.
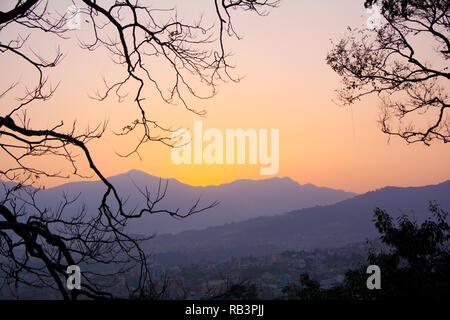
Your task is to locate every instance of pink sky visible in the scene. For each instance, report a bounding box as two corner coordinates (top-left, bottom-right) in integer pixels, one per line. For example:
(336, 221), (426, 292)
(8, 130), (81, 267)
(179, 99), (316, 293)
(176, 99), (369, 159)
(1, 0), (449, 194)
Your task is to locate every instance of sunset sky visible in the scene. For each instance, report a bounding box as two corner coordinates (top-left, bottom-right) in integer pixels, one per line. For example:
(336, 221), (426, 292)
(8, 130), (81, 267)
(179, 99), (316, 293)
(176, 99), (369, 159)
(1, 0), (450, 194)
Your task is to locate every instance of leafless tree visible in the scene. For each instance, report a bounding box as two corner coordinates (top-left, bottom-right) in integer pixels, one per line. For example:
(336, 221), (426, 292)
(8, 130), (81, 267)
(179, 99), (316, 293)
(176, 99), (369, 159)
(0, 0), (279, 299)
(327, 0), (449, 145)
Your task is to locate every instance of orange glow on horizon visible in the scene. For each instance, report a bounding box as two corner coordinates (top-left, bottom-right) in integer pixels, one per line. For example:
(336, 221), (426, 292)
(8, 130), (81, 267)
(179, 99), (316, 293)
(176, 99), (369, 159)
(2, 0), (450, 195)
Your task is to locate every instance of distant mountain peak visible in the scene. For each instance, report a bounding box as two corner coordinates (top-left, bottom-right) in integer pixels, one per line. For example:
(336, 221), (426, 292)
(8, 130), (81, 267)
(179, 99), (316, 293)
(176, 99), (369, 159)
(8, 170), (357, 235)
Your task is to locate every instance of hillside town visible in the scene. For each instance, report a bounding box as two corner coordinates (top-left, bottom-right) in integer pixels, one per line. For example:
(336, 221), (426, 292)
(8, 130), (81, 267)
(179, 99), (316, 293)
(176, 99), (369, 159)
(141, 242), (369, 299)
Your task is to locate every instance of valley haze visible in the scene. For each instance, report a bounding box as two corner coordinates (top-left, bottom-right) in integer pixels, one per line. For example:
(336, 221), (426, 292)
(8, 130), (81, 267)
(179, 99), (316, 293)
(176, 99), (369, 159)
(2, 171), (449, 269)
(150, 179), (450, 264)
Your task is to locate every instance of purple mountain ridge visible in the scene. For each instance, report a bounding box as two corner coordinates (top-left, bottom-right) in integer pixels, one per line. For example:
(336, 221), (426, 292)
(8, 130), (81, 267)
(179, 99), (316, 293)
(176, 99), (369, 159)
(148, 179), (450, 263)
(1, 170), (356, 235)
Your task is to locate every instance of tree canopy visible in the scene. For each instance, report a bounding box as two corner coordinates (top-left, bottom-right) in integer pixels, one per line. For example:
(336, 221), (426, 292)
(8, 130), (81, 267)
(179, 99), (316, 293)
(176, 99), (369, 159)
(327, 0), (449, 145)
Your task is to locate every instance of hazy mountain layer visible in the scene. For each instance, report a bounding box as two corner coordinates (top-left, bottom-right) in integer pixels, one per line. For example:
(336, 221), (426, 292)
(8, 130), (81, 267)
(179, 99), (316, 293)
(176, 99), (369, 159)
(149, 180), (450, 264)
(2, 170), (356, 234)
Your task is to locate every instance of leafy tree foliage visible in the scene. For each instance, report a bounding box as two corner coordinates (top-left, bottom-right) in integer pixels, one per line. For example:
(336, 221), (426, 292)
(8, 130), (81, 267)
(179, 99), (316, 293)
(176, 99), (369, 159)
(283, 202), (450, 300)
(327, 0), (449, 145)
